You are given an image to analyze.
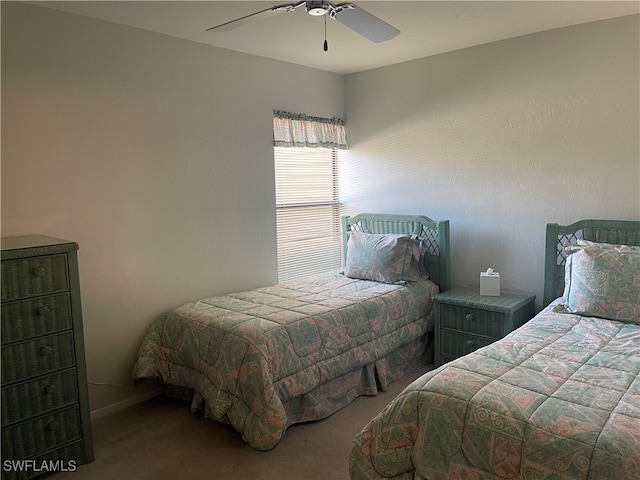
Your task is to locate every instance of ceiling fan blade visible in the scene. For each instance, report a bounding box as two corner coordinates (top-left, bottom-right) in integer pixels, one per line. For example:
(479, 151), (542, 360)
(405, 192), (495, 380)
(333, 5), (400, 43)
(206, 3), (302, 32)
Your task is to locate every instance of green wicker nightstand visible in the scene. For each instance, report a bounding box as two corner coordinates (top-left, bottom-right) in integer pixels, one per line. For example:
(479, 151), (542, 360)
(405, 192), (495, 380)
(1, 236), (94, 479)
(433, 286), (535, 367)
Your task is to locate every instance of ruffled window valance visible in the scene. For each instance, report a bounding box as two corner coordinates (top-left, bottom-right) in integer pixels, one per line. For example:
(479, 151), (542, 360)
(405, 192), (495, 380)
(273, 110), (348, 149)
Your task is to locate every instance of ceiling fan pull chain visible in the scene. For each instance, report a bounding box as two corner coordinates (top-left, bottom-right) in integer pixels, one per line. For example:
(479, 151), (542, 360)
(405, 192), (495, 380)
(323, 13), (328, 51)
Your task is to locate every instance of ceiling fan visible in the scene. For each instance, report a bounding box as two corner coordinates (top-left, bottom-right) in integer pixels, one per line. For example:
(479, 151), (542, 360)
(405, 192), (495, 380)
(206, 1), (400, 51)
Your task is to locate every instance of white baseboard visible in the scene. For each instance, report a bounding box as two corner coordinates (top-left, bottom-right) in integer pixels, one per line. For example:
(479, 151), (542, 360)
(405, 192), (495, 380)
(90, 387), (164, 420)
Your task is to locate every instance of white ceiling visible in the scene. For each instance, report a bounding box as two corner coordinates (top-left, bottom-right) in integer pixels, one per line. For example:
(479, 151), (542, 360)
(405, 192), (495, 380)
(31, 1), (640, 74)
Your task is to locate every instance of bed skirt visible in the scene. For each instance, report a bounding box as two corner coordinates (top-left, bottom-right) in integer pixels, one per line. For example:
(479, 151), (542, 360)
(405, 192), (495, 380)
(166, 327), (433, 446)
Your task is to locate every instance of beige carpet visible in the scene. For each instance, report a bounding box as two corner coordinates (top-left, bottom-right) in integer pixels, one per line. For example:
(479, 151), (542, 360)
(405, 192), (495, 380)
(50, 365), (432, 480)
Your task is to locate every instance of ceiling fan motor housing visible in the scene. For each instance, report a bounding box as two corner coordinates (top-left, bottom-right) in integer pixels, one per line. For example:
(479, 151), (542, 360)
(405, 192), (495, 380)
(306, 1), (330, 16)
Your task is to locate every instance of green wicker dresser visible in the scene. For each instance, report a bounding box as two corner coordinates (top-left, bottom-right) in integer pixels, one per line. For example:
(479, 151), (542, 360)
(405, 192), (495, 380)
(434, 286), (536, 367)
(1, 236), (94, 479)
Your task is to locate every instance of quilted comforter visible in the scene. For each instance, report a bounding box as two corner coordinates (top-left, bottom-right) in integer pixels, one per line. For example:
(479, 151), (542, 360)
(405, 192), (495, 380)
(350, 300), (640, 480)
(133, 271), (438, 451)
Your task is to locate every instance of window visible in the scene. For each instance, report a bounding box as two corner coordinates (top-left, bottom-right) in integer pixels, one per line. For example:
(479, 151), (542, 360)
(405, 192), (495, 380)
(272, 111), (347, 282)
(275, 146), (342, 282)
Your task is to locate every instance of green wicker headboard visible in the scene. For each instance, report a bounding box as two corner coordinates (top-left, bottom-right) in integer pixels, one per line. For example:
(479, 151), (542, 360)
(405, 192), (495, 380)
(341, 213), (451, 292)
(543, 219), (640, 307)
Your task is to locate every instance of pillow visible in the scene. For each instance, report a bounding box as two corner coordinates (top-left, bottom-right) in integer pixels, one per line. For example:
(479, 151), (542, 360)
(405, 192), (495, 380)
(563, 240), (640, 302)
(344, 232), (428, 284)
(563, 242), (640, 323)
(577, 239), (640, 250)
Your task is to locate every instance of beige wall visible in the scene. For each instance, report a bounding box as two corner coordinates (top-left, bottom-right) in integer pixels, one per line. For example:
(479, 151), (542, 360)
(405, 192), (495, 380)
(1, 2), (345, 413)
(343, 14), (640, 308)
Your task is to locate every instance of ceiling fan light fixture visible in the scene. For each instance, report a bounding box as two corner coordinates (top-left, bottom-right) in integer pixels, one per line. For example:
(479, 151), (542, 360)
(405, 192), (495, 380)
(307, 1), (330, 16)
(308, 7), (328, 16)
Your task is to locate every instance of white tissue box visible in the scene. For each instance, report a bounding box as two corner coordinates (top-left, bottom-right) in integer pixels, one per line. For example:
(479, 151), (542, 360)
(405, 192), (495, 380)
(480, 271), (500, 296)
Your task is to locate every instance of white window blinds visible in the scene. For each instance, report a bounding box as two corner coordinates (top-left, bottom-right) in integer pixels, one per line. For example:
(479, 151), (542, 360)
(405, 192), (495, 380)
(275, 147), (342, 282)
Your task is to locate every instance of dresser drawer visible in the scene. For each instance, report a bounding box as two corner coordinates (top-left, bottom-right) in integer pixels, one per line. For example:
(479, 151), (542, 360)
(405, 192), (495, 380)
(1, 294), (72, 345)
(439, 329), (494, 358)
(2, 369), (79, 427)
(1, 405), (82, 461)
(439, 304), (505, 338)
(1, 332), (75, 384)
(1, 255), (69, 302)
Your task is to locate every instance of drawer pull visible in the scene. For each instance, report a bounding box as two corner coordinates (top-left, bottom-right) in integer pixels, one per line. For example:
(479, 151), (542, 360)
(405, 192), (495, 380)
(37, 305), (52, 316)
(40, 345), (54, 356)
(32, 266), (47, 277)
(465, 313), (474, 322)
(44, 384), (58, 395)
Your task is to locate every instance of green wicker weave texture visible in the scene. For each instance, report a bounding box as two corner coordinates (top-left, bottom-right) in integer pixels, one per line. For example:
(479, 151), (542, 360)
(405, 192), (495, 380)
(1, 294), (72, 345)
(1, 235), (94, 479)
(1, 256), (69, 302)
(1, 369), (79, 426)
(1, 332), (76, 384)
(1, 405), (81, 459)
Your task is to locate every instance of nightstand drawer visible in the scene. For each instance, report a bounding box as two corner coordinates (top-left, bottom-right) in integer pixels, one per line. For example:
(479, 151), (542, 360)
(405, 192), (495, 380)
(1, 294), (72, 345)
(439, 304), (505, 338)
(1, 332), (75, 384)
(1, 405), (82, 461)
(1, 255), (69, 302)
(2, 369), (79, 427)
(440, 329), (493, 358)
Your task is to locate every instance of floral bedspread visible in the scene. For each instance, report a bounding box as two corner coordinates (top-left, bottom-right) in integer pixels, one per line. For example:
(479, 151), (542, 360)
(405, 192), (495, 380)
(350, 301), (640, 480)
(133, 271), (438, 451)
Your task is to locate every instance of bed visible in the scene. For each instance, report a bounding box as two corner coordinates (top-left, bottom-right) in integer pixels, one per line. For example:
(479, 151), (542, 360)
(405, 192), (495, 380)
(132, 213), (450, 451)
(350, 219), (640, 480)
